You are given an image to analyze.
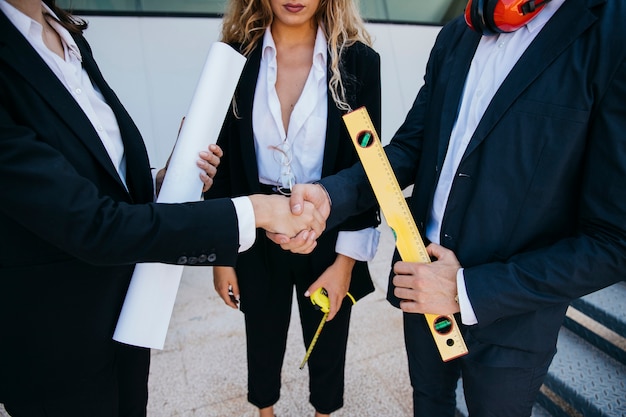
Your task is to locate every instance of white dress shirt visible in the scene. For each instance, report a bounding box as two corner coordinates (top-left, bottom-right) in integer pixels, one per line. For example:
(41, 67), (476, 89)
(1, 0), (128, 189)
(425, 0), (566, 324)
(1, 0), (256, 252)
(253, 27), (379, 261)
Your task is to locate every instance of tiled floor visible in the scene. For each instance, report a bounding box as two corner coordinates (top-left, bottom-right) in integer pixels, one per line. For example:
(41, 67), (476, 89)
(0, 223), (412, 417)
(146, 223), (413, 416)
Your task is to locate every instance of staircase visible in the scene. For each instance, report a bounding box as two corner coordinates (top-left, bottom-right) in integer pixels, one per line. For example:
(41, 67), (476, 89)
(455, 281), (626, 417)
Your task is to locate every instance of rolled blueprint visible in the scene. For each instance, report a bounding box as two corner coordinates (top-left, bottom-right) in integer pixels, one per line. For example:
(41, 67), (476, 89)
(113, 42), (246, 349)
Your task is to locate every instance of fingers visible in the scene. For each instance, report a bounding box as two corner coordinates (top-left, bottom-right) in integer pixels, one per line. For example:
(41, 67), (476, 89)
(266, 230), (318, 254)
(398, 299), (422, 314)
(199, 172), (214, 192)
(216, 282), (237, 309)
(198, 144), (223, 192)
(300, 201), (325, 238)
(266, 231), (291, 245)
(284, 238), (317, 254)
(213, 267), (239, 309)
(228, 282), (240, 309)
(209, 143), (223, 158)
(326, 292), (341, 321)
(392, 258), (460, 315)
(310, 202), (327, 237)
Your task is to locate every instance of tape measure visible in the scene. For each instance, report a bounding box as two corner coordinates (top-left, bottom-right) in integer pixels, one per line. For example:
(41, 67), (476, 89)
(299, 287), (356, 369)
(343, 107), (468, 362)
(300, 287), (330, 369)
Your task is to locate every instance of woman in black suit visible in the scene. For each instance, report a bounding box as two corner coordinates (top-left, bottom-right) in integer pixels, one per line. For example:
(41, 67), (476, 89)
(204, 0), (381, 416)
(0, 1), (324, 416)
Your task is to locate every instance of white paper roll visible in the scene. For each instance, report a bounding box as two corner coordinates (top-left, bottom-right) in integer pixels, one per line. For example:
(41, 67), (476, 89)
(113, 42), (246, 349)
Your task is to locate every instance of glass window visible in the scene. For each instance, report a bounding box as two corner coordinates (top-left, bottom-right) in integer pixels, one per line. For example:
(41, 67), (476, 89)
(57, 0), (467, 25)
(58, 0), (227, 14)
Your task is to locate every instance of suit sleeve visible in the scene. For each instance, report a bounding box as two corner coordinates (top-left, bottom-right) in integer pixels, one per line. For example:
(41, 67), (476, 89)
(332, 44), (382, 233)
(0, 103), (241, 267)
(320, 33), (439, 229)
(465, 56), (626, 328)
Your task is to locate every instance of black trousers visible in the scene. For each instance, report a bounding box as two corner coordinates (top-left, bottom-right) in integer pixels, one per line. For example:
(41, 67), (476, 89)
(242, 242), (353, 414)
(403, 313), (551, 417)
(3, 343), (150, 417)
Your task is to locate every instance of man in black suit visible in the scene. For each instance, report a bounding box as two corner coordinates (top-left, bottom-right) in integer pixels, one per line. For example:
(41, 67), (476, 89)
(0, 1), (323, 416)
(280, 0), (626, 415)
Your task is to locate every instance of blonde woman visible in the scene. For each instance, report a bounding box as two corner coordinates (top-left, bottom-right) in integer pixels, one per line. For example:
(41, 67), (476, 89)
(205, 0), (381, 416)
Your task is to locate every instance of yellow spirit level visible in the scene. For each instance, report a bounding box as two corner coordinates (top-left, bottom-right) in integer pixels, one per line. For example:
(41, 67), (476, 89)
(343, 107), (468, 362)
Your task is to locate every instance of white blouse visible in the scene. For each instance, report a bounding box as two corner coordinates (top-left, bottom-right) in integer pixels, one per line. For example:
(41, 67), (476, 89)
(252, 27), (379, 261)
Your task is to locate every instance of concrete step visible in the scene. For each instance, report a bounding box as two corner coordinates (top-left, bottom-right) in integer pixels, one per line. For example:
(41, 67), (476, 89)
(454, 283), (626, 417)
(565, 282), (626, 365)
(456, 323), (626, 416)
(569, 282), (626, 339)
(537, 327), (626, 417)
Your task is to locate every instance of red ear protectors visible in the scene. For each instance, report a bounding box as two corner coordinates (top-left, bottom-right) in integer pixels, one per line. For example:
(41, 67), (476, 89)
(465, 0), (552, 35)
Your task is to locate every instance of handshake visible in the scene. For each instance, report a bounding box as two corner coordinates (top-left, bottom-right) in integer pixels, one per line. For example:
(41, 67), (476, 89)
(250, 183), (331, 254)
(159, 145), (331, 254)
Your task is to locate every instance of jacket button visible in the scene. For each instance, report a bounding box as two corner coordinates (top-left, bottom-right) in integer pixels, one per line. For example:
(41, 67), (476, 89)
(188, 256), (198, 265)
(207, 253), (217, 263)
(176, 256), (188, 265)
(198, 254), (208, 263)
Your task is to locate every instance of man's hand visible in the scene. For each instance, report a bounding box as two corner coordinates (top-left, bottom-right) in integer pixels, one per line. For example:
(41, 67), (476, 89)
(393, 243), (461, 315)
(250, 194), (326, 240)
(289, 183), (331, 218)
(266, 183), (331, 253)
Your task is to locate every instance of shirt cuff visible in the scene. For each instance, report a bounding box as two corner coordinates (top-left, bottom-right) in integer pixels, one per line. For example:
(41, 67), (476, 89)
(457, 268), (478, 325)
(232, 196), (256, 253)
(335, 227), (380, 262)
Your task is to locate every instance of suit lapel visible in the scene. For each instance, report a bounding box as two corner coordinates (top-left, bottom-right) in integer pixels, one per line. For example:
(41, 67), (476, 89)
(74, 36), (153, 203)
(437, 29), (481, 167)
(462, 0), (600, 160)
(236, 45), (264, 191)
(0, 13), (130, 194)
(322, 49), (339, 178)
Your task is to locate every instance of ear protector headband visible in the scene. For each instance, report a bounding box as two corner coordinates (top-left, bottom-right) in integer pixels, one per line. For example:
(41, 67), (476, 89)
(464, 0), (552, 35)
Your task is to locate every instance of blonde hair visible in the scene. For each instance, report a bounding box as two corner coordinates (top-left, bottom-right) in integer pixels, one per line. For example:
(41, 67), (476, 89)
(220, 0), (372, 112)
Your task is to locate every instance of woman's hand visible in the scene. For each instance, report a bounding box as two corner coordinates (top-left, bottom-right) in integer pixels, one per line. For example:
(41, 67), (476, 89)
(213, 266), (240, 309)
(155, 143), (223, 196)
(305, 254), (355, 321)
(197, 143), (223, 192)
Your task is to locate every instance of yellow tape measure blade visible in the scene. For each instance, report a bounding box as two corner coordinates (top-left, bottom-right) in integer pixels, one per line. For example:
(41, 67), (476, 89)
(299, 312), (328, 369)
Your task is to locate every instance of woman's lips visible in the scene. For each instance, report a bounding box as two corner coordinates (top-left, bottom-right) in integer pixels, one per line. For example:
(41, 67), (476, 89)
(284, 3), (305, 13)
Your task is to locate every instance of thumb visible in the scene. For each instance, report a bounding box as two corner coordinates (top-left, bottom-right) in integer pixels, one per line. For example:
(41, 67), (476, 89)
(304, 283), (321, 298)
(290, 186), (305, 215)
(426, 242), (447, 261)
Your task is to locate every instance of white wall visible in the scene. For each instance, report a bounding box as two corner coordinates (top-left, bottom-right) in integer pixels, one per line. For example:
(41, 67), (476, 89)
(81, 16), (441, 168)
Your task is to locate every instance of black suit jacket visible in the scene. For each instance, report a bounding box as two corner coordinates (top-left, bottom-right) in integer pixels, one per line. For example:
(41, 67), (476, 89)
(0, 12), (242, 402)
(321, 0), (626, 366)
(205, 41), (381, 307)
